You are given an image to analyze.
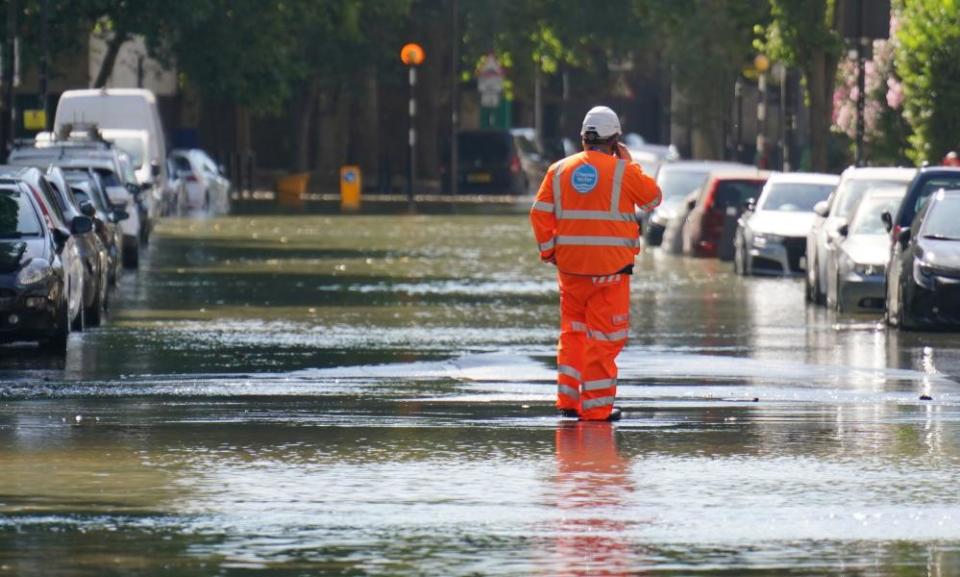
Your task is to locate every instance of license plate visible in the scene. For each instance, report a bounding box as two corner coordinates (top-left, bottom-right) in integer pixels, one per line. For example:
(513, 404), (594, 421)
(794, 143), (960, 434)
(466, 172), (492, 183)
(798, 256), (807, 271)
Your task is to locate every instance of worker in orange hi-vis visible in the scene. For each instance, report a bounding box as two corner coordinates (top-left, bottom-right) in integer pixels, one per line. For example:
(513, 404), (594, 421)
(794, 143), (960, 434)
(530, 106), (662, 421)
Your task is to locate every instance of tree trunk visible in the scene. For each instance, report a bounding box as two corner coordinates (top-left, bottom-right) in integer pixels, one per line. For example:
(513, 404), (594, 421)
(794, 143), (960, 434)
(292, 79), (320, 173)
(93, 32), (128, 88)
(806, 47), (839, 172)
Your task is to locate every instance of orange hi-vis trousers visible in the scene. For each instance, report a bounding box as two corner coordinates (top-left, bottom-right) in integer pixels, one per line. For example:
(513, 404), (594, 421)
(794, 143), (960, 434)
(556, 271), (630, 421)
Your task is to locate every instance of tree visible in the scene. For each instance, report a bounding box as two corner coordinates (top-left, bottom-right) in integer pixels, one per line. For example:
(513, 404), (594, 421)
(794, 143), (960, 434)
(895, 0), (960, 164)
(759, 0), (843, 171)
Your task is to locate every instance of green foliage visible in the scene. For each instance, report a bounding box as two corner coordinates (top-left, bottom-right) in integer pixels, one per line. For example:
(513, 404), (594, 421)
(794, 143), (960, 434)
(896, 0), (960, 163)
(758, 0), (840, 65)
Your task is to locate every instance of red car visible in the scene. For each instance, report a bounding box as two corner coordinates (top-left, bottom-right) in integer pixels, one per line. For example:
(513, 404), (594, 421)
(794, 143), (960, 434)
(683, 172), (769, 258)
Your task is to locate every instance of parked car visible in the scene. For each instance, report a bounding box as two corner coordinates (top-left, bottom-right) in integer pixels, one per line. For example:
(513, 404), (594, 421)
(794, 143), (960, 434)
(509, 129), (550, 193)
(101, 128), (163, 229)
(54, 89), (167, 212)
(0, 184), (71, 352)
(828, 187), (906, 313)
(623, 134), (680, 178)
(660, 188), (700, 256)
(882, 167), (960, 322)
(683, 171), (769, 258)
(9, 144), (143, 268)
(734, 172), (839, 276)
(161, 157), (187, 216)
(455, 130), (527, 195)
(169, 149), (231, 214)
(806, 167), (917, 304)
(886, 189), (960, 328)
(0, 166), (92, 342)
(30, 167), (109, 327)
(642, 161), (752, 247)
(62, 169), (127, 286)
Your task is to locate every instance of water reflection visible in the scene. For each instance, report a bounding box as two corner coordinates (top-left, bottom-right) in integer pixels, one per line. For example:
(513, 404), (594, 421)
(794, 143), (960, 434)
(548, 422), (636, 577)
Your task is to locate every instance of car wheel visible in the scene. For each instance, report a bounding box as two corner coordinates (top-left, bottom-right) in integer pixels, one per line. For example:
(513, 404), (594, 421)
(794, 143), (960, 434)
(43, 299), (70, 354)
(85, 283), (104, 328)
(123, 237), (140, 269)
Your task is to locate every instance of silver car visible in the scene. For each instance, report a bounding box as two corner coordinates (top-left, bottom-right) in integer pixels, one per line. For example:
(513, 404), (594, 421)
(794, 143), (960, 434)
(806, 167), (916, 305)
(734, 172), (839, 276)
(828, 188), (906, 313)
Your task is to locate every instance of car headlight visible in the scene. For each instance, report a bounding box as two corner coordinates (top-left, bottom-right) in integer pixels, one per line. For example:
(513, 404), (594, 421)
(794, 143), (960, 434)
(913, 260), (936, 290)
(752, 233), (784, 248)
(16, 258), (52, 286)
(853, 263), (884, 276)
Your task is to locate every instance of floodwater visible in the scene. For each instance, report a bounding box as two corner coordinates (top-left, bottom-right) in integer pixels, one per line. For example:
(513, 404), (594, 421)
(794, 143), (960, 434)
(3, 214), (960, 576)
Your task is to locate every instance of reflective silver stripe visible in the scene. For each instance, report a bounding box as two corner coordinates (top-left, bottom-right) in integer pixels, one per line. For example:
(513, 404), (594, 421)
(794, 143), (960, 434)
(639, 191), (662, 212)
(556, 236), (641, 248)
(558, 364), (582, 381)
(558, 384), (580, 400)
(583, 378), (616, 391)
(560, 209), (637, 222)
(569, 321), (587, 332)
(539, 238), (556, 252)
(552, 161), (565, 219)
(532, 201), (554, 212)
(582, 395), (615, 410)
(587, 328), (629, 342)
(610, 159), (627, 215)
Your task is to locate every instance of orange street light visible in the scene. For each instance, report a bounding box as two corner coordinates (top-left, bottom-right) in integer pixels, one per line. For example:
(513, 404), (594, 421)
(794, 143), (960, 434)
(401, 43), (425, 67)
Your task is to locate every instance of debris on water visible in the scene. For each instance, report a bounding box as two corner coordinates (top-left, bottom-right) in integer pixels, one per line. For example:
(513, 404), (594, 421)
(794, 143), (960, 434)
(752, 398), (759, 402)
(74, 415), (82, 423)
(920, 394), (933, 401)
(521, 404), (530, 409)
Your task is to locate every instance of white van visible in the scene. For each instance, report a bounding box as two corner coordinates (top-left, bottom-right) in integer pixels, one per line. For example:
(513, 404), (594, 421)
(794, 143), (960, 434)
(54, 89), (168, 236)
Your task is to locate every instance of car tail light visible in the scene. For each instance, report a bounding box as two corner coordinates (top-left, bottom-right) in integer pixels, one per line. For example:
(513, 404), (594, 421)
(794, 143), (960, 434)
(510, 155), (521, 174)
(892, 224), (901, 240)
(185, 174), (199, 182)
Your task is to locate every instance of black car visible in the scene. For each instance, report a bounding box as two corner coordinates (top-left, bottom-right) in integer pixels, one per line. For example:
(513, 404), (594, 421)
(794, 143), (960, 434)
(455, 130), (527, 195)
(0, 184), (71, 351)
(886, 189), (960, 329)
(883, 167), (960, 319)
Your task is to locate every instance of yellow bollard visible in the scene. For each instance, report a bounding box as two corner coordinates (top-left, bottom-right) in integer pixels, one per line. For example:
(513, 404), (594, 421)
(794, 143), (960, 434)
(340, 166), (361, 211)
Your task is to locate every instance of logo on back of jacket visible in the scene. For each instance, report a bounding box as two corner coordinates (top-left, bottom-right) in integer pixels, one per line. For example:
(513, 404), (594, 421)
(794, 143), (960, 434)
(571, 164), (599, 193)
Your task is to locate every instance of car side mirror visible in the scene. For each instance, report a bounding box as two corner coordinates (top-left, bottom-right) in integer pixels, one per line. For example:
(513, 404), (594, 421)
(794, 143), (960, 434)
(897, 227), (911, 246)
(881, 211), (893, 233)
(79, 200), (96, 218)
(52, 227), (70, 250)
(151, 161), (161, 178)
(686, 198), (697, 210)
(71, 215), (93, 235)
(105, 185), (130, 206)
(218, 164), (227, 176)
(111, 209), (130, 223)
(814, 201), (829, 218)
(838, 223), (849, 237)
(141, 182), (152, 192)
(126, 182), (142, 196)
(743, 197), (756, 212)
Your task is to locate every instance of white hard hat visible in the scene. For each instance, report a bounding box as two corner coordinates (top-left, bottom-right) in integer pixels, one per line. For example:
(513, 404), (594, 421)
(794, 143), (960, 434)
(581, 106), (621, 139)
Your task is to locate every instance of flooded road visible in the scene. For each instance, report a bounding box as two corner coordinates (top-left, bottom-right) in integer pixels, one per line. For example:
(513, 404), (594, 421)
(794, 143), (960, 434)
(3, 214), (960, 576)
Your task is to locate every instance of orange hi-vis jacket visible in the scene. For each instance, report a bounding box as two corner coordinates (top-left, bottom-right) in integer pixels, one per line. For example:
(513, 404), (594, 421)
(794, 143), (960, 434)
(530, 150), (662, 276)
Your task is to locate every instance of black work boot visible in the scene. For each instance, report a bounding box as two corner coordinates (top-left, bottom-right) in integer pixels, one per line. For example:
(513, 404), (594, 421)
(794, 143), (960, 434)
(558, 408), (579, 419)
(605, 407), (622, 422)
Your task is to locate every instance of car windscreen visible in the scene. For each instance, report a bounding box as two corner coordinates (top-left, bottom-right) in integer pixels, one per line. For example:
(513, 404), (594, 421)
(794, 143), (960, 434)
(93, 168), (122, 188)
(712, 180), (765, 211)
(758, 182), (835, 212)
(657, 169), (708, 202)
(0, 188), (42, 237)
(850, 193), (904, 235)
(921, 195), (960, 240)
(911, 176), (960, 215)
(459, 133), (510, 164)
(109, 137), (146, 169)
(834, 179), (908, 218)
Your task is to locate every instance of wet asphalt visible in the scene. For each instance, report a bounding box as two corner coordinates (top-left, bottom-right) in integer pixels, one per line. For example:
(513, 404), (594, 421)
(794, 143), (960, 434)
(2, 213), (960, 576)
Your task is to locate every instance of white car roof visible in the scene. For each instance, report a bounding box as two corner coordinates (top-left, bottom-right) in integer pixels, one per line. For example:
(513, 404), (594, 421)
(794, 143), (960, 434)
(840, 166), (917, 182)
(60, 88), (158, 103)
(765, 172), (840, 186)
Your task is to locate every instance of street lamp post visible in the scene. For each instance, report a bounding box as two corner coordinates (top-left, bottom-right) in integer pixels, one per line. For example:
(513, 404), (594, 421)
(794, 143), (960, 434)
(754, 54), (770, 169)
(400, 43), (425, 209)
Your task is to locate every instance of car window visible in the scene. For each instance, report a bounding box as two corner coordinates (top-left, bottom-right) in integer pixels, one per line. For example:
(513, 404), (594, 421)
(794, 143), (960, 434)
(658, 170), (708, 202)
(172, 156), (192, 173)
(921, 195), (960, 240)
(913, 177), (960, 214)
(94, 168), (122, 189)
(0, 188), (42, 236)
(850, 195), (903, 235)
(834, 179), (908, 218)
(39, 179), (68, 224)
(712, 180), (764, 210)
(759, 182), (836, 212)
(459, 133), (510, 164)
